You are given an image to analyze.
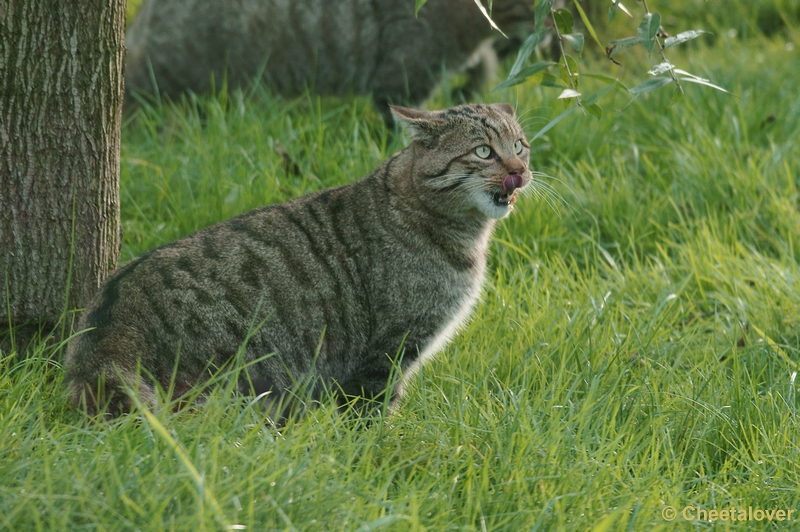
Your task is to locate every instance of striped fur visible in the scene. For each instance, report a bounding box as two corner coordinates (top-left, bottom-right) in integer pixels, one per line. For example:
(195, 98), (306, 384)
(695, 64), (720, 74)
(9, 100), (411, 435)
(124, 0), (533, 113)
(64, 103), (532, 421)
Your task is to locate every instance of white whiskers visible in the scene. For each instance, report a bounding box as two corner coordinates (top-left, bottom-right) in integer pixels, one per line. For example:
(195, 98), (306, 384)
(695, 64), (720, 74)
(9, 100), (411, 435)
(520, 171), (573, 217)
(426, 170), (572, 218)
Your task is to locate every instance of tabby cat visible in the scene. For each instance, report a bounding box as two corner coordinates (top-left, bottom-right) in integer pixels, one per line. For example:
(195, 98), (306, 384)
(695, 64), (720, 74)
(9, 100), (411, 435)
(64, 103), (532, 421)
(124, 0), (534, 113)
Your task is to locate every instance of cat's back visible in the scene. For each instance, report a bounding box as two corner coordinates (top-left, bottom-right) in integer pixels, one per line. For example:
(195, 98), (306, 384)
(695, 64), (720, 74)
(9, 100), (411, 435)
(124, 0), (529, 106)
(125, 0), (384, 101)
(67, 180), (368, 350)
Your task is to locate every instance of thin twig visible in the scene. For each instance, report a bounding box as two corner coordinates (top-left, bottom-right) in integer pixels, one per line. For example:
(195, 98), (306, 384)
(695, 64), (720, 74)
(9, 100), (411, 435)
(550, 7), (585, 112)
(641, 0), (684, 94)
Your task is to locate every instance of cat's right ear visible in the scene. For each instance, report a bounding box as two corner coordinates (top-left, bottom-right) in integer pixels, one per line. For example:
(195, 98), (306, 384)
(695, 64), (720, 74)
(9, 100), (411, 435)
(389, 105), (446, 147)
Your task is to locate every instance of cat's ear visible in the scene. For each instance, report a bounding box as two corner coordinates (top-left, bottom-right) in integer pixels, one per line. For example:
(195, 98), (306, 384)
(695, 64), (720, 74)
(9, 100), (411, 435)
(389, 105), (447, 146)
(491, 103), (515, 117)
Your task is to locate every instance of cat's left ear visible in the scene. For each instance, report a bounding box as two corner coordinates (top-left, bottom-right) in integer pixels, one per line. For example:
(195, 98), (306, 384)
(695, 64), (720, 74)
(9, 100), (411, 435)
(491, 103), (515, 117)
(389, 105), (447, 147)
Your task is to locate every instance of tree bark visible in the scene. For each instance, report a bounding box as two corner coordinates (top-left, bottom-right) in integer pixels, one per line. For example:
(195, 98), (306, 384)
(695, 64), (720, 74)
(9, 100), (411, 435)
(0, 1), (125, 343)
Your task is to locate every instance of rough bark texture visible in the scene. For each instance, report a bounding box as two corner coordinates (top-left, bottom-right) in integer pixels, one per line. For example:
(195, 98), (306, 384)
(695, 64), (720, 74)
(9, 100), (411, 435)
(0, 0), (125, 339)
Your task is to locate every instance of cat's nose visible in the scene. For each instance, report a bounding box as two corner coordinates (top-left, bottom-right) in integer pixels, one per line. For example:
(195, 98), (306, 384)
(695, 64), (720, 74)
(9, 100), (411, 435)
(507, 162), (525, 175)
(502, 174), (524, 194)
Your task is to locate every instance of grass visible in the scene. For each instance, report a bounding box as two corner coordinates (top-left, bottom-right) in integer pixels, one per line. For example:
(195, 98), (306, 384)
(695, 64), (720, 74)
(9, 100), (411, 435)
(3, 4), (800, 530)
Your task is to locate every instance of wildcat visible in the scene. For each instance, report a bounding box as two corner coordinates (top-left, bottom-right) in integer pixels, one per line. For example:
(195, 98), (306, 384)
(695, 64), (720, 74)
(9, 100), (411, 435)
(124, 0), (534, 114)
(64, 103), (532, 421)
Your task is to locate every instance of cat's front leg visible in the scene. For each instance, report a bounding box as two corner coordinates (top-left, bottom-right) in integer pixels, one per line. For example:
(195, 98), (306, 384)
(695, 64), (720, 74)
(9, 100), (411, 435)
(334, 361), (404, 420)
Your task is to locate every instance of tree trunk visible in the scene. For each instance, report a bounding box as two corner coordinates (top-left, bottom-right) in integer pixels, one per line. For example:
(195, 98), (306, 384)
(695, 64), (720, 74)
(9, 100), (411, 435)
(0, 0), (125, 347)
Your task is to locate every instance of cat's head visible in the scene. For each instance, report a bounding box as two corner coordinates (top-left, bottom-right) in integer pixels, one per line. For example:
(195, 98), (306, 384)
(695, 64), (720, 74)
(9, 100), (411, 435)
(391, 103), (531, 220)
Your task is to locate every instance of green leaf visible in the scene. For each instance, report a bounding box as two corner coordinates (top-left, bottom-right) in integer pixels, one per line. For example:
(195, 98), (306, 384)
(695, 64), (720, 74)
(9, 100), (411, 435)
(534, 0), (555, 33)
(586, 103), (603, 120)
(583, 73), (628, 91)
(563, 33), (584, 55)
(493, 61), (557, 91)
(664, 30), (708, 48)
(583, 80), (619, 105)
(559, 55), (579, 89)
(573, 0), (602, 50)
(414, 0), (427, 16)
(608, 35), (643, 56)
(628, 76), (673, 95)
(531, 106), (577, 141)
(637, 14), (651, 48)
(637, 13), (661, 54)
(554, 8), (574, 35)
(540, 73), (567, 88)
(608, 3), (617, 23)
(649, 13), (662, 39)
(508, 30), (545, 78)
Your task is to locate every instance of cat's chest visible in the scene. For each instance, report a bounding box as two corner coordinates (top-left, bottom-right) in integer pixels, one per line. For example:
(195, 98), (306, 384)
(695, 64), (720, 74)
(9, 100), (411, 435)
(414, 265), (485, 365)
(371, 246), (487, 360)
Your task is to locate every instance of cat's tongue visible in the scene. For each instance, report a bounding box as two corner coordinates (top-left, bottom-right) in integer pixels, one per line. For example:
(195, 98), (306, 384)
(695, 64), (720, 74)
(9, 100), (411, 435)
(503, 174), (524, 195)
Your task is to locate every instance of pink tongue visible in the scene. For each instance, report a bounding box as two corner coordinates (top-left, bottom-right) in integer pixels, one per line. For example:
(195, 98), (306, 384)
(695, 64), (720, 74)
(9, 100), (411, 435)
(503, 174), (523, 195)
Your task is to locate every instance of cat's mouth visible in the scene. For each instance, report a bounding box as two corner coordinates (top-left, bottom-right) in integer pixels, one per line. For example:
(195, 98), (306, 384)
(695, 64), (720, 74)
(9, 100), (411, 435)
(492, 190), (519, 206)
(491, 174), (524, 207)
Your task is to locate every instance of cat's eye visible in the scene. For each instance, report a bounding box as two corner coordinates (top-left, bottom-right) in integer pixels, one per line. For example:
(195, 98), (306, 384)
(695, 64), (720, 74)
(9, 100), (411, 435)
(475, 145), (492, 159)
(514, 140), (523, 154)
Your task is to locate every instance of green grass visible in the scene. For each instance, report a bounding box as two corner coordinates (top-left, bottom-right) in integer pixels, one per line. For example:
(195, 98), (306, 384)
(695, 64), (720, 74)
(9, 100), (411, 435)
(3, 6), (800, 530)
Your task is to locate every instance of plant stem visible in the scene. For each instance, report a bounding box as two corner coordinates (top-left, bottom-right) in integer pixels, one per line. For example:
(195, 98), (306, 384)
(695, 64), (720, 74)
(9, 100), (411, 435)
(550, 7), (584, 112)
(642, 0), (684, 93)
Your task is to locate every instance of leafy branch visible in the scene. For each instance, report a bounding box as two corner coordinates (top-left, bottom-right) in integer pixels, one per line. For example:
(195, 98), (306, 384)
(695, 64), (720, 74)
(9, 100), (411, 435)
(641, 0), (682, 93)
(416, 0), (731, 141)
(551, 4), (584, 112)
